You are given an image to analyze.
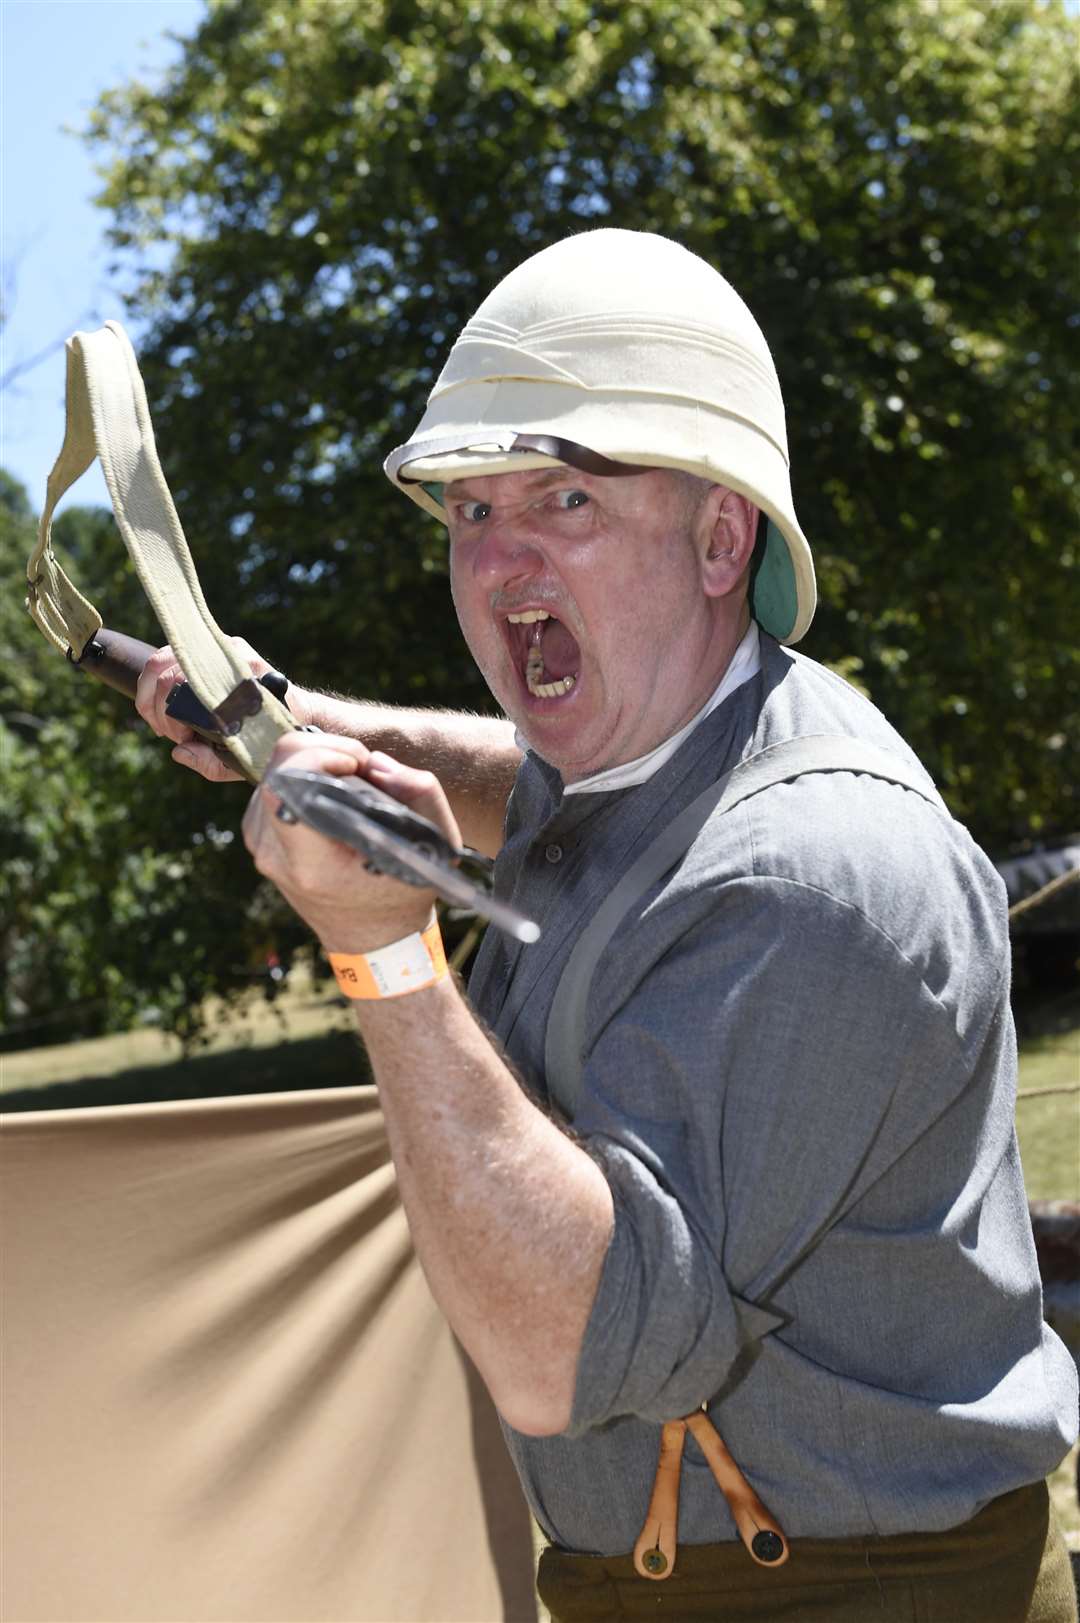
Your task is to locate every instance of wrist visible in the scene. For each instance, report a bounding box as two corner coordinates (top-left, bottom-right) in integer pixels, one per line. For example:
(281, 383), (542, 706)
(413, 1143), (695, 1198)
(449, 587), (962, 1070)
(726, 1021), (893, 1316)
(326, 913), (447, 1000)
(316, 894), (437, 958)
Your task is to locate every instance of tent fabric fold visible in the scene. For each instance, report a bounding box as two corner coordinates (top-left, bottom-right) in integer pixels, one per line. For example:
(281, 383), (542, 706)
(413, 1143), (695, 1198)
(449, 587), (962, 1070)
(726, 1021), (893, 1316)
(0, 1087), (537, 1622)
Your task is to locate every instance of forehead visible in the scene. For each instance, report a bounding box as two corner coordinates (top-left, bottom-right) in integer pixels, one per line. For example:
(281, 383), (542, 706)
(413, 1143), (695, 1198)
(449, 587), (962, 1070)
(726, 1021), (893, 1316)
(444, 463), (688, 507)
(446, 467), (569, 502)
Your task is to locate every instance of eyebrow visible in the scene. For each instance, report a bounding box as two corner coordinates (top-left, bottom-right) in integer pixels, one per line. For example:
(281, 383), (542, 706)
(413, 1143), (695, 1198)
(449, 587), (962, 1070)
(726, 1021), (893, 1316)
(448, 468), (587, 502)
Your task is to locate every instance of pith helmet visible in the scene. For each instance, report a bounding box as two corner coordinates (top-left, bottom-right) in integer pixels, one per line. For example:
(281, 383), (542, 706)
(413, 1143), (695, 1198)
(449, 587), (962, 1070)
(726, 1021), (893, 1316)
(384, 228), (815, 643)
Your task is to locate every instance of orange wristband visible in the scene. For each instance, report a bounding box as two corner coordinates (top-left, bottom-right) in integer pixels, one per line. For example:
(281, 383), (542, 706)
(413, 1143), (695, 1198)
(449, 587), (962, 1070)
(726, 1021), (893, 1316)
(327, 918), (448, 1000)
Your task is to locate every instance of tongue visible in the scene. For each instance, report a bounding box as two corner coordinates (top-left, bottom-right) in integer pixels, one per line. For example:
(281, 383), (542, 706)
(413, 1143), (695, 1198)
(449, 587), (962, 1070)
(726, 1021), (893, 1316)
(541, 619), (580, 680)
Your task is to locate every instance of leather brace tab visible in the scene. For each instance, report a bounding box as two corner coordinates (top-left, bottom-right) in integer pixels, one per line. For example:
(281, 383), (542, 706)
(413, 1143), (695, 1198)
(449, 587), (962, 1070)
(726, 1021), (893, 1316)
(633, 1419), (687, 1580)
(684, 1409), (789, 1568)
(633, 1408), (789, 1581)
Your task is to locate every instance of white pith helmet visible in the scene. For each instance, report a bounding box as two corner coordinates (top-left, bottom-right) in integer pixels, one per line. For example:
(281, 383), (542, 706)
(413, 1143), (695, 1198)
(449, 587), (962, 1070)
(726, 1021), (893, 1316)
(384, 228), (816, 643)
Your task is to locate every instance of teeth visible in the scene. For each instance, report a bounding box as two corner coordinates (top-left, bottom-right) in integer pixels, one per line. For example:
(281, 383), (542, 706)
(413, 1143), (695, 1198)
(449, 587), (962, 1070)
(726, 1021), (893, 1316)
(528, 675), (575, 698)
(514, 610), (574, 697)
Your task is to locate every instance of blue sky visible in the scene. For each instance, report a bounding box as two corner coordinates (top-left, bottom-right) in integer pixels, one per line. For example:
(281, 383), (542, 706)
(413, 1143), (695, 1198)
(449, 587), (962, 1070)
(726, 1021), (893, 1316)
(1, 0), (205, 512)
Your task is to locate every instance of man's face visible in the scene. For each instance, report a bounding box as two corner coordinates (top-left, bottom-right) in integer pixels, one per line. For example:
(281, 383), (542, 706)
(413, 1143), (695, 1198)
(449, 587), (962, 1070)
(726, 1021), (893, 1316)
(446, 465), (733, 782)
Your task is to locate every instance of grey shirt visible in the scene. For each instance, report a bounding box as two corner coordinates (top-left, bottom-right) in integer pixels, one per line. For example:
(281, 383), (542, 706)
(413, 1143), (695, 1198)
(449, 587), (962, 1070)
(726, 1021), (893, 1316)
(468, 634), (1078, 1554)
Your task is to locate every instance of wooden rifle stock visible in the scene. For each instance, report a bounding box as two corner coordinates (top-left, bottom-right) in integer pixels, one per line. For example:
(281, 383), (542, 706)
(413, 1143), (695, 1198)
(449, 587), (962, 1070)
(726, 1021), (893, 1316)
(71, 627), (158, 700)
(68, 630), (538, 938)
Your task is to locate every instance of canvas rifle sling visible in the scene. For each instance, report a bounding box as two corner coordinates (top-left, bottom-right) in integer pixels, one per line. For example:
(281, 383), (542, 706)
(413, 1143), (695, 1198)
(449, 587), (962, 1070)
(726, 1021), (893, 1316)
(25, 320), (294, 781)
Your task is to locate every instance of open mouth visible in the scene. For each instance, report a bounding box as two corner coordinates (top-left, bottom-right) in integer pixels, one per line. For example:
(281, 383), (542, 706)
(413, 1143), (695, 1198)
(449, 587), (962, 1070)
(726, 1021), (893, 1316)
(505, 609), (580, 699)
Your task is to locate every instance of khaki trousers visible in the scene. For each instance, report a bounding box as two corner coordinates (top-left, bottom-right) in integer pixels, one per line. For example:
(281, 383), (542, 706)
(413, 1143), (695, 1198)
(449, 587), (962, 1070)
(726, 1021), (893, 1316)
(538, 1481), (1077, 1622)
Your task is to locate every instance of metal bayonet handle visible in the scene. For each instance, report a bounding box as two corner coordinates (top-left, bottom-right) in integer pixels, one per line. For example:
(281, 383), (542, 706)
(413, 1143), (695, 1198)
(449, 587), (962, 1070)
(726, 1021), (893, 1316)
(266, 768), (540, 945)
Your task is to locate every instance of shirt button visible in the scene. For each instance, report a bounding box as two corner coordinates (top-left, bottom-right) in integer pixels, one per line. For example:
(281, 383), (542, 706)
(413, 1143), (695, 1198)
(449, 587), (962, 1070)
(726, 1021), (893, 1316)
(544, 843), (564, 864)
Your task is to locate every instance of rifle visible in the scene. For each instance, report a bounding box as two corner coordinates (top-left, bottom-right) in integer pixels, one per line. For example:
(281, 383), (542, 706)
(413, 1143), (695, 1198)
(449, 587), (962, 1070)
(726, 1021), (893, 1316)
(69, 625), (539, 945)
(28, 324), (534, 943)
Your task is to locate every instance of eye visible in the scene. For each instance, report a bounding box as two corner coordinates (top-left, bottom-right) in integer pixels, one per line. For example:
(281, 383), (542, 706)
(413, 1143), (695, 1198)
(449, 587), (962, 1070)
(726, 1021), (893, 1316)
(555, 489), (590, 511)
(458, 500), (492, 523)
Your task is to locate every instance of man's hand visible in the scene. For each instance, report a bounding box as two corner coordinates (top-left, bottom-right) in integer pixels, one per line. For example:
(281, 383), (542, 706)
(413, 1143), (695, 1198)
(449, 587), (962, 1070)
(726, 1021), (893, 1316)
(242, 732), (462, 954)
(135, 638), (283, 783)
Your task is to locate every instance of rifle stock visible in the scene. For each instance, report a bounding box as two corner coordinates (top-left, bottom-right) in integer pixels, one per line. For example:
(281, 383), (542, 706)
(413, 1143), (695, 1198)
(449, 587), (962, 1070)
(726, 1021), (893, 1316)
(71, 627), (252, 772)
(68, 631), (539, 939)
(71, 627), (157, 700)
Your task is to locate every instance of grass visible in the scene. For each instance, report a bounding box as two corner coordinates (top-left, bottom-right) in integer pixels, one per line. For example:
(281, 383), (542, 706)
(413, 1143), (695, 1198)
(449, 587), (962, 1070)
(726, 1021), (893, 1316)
(1016, 1088), (1080, 1203)
(1014, 990), (1080, 1202)
(0, 965), (368, 1108)
(1013, 990), (1080, 1556)
(2, 975), (1078, 1561)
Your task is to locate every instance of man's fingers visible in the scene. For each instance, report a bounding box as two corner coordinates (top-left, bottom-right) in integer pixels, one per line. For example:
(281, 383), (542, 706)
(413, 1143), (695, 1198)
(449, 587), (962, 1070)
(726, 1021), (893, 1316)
(365, 751), (462, 847)
(256, 737), (461, 853)
(172, 741), (245, 783)
(254, 734), (374, 832)
(136, 636), (280, 758)
(242, 737), (459, 953)
(265, 737), (460, 846)
(134, 645), (194, 745)
(243, 761), (365, 887)
(265, 730), (372, 776)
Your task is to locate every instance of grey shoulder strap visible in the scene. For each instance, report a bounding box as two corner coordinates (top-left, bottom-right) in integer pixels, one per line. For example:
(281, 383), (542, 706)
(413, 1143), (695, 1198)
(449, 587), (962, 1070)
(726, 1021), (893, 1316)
(544, 733), (947, 1119)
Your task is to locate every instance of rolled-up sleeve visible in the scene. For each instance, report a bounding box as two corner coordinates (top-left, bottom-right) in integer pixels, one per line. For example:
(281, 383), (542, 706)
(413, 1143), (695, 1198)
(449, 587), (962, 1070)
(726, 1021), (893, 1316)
(566, 875), (972, 1434)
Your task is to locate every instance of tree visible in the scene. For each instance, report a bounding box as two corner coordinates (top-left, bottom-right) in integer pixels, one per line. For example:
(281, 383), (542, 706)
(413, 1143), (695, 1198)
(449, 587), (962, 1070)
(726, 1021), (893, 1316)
(0, 473), (307, 1046)
(5, 0), (1076, 1036)
(83, 0), (1077, 847)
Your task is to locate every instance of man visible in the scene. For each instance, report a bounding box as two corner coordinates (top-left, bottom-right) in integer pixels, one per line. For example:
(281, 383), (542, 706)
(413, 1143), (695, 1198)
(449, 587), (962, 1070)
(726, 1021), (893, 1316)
(138, 229), (1078, 1619)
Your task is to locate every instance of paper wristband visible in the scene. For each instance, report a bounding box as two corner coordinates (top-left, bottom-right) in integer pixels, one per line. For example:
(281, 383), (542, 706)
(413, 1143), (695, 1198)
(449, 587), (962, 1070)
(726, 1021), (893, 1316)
(327, 919), (448, 1000)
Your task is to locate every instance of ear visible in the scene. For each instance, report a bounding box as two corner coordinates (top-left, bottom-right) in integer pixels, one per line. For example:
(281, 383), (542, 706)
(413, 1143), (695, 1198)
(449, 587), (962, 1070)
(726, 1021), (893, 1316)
(698, 488), (760, 600)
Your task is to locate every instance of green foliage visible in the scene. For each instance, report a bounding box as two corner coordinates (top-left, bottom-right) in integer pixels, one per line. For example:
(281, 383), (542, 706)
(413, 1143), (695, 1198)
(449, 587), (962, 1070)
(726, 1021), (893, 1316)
(4, 0), (1077, 1040)
(83, 0), (1078, 846)
(0, 476), (306, 1046)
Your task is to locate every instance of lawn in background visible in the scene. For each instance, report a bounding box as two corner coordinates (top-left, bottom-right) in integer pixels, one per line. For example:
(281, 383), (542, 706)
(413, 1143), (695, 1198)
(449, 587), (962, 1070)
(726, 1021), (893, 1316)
(1015, 1005), (1080, 1202)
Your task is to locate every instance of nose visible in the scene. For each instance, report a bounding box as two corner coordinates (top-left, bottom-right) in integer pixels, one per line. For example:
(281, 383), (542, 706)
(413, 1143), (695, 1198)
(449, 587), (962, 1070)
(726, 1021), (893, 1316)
(468, 512), (546, 592)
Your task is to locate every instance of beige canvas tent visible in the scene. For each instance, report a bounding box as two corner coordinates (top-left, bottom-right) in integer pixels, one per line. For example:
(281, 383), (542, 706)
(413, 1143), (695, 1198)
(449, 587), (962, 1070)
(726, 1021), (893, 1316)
(0, 1087), (538, 1622)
